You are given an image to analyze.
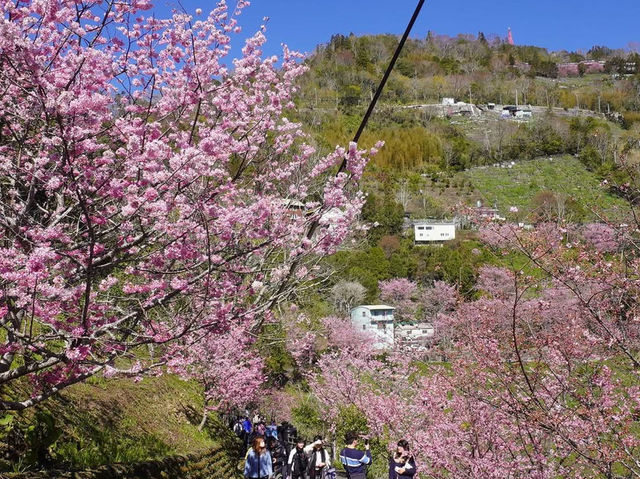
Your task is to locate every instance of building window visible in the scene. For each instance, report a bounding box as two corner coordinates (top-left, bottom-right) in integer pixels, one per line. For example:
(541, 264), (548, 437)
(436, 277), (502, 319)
(417, 226), (424, 230)
(377, 323), (385, 330)
(424, 226), (433, 230)
(362, 311), (366, 317)
(363, 325), (366, 330)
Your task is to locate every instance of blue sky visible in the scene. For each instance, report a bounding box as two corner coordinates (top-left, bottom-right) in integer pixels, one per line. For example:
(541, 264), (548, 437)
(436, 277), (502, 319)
(153, 1), (640, 57)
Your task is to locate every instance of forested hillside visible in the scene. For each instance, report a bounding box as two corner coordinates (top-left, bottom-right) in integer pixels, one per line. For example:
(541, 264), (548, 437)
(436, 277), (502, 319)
(289, 31), (640, 221)
(299, 32), (640, 114)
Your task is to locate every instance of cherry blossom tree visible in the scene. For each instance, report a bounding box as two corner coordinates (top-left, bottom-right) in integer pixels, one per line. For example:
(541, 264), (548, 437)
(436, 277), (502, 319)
(421, 280), (458, 319)
(0, 0), (374, 409)
(425, 225), (640, 477)
(379, 278), (457, 324)
(306, 323), (384, 435)
(475, 265), (515, 298)
(297, 221), (640, 478)
(167, 321), (264, 430)
(379, 278), (418, 321)
(581, 223), (620, 253)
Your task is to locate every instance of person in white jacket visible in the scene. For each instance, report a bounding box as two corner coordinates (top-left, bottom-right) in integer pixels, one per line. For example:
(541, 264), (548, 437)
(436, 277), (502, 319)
(288, 438), (309, 479)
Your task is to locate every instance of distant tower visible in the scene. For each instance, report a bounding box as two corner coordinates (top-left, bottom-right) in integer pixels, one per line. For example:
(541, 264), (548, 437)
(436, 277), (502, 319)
(507, 27), (514, 45)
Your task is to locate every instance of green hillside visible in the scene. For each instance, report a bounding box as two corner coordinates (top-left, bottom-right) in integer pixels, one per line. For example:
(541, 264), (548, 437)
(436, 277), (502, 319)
(459, 155), (630, 221)
(0, 375), (241, 472)
(299, 33), (640, 117)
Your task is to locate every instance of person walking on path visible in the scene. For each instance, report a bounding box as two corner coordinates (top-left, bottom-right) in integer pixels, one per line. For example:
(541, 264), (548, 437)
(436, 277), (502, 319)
(266, 420), (279, 440)
(244, 436), (273, 479)
(256, 420), (267, 437)
(339, 432), (371, 479)
(304, 435), (330, 479)
(287, 438), (309, 479)
(242, 416), (253, 452)
(243, 416), (253, 435)
(267, 436), (287, 479)
(388, 440), (416, 479)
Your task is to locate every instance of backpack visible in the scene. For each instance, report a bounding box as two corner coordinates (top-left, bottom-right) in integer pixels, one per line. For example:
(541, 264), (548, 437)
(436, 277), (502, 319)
(233, 421), (244, 437)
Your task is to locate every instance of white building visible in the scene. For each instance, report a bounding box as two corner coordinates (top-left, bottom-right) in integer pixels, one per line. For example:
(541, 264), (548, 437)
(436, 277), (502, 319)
(515, 109), (532, 119)
(414, 220), (456, 244)
(350, 305), (395, 349)
(395, 323), (435, 350)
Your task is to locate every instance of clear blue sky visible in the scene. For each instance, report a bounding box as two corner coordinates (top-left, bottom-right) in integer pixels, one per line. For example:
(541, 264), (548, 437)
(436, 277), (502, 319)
(153, 0), (640, 57)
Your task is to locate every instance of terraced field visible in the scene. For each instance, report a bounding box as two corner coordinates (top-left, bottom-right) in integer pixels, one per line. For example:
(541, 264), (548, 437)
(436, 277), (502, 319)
(459, 155), (631, 221)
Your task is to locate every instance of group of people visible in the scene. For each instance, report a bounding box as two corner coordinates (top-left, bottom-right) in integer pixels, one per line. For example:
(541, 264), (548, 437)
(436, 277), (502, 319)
(233, 414), (286, 452)
(244, 435), (327, 479)
(243, 428), (416, 479)
(338, 434), (416, 479)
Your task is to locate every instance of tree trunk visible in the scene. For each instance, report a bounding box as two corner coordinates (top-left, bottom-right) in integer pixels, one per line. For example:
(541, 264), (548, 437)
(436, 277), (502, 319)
(198, 403), (208, 431)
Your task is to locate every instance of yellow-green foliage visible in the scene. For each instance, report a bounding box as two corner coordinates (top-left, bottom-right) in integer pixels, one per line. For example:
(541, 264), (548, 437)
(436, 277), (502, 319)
(314, 116), (443, 172)
(359, 127), (443, 171)
(0, 375), (242, 471)
(623, 111), (640, 126)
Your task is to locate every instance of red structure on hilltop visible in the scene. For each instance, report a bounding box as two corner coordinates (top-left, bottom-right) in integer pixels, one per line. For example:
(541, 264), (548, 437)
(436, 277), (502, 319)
(507, 27), (514, 45)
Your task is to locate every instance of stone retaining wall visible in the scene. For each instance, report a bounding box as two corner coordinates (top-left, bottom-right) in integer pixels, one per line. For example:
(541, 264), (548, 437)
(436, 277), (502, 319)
(1, 445), (241, 479)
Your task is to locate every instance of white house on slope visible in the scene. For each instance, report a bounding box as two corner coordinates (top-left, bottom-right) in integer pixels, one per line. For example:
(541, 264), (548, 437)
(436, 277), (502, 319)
(395, 323), (435, 350)
(414, 220), (456, 244)
(350, 305), (395, 348)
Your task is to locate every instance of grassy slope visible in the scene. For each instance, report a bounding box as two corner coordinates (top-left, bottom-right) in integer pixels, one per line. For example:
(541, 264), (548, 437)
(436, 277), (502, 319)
(1, 374), (241, 472)
(458, 155), (630, 220)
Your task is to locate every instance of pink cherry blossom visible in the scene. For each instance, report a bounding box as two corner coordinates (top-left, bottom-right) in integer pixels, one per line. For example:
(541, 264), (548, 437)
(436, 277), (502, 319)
(295, 221), (640, 478)
(0, 0), (375, 410)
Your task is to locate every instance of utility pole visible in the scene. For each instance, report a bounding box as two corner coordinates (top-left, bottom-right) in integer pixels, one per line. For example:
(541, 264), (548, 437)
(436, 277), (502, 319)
(515, 89), (518, 108)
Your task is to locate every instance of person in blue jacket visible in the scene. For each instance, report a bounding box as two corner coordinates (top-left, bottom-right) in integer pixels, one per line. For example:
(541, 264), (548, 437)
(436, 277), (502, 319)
(242, 417), (253, 452)
(245, 436), (273, 479)
(339, 432), (371, 479)
(243, 417), (253, 434)
(388, 440), (416, 479)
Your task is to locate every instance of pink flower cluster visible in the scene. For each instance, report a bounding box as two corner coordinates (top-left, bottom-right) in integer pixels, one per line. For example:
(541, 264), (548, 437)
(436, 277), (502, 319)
(0, 0), (374, 409)
(297, 223), (640, 478)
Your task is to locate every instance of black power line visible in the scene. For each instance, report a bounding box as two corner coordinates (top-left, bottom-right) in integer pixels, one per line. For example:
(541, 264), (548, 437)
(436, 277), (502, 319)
(257, 0), (427, 328)
(338, 0), (427, 175)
